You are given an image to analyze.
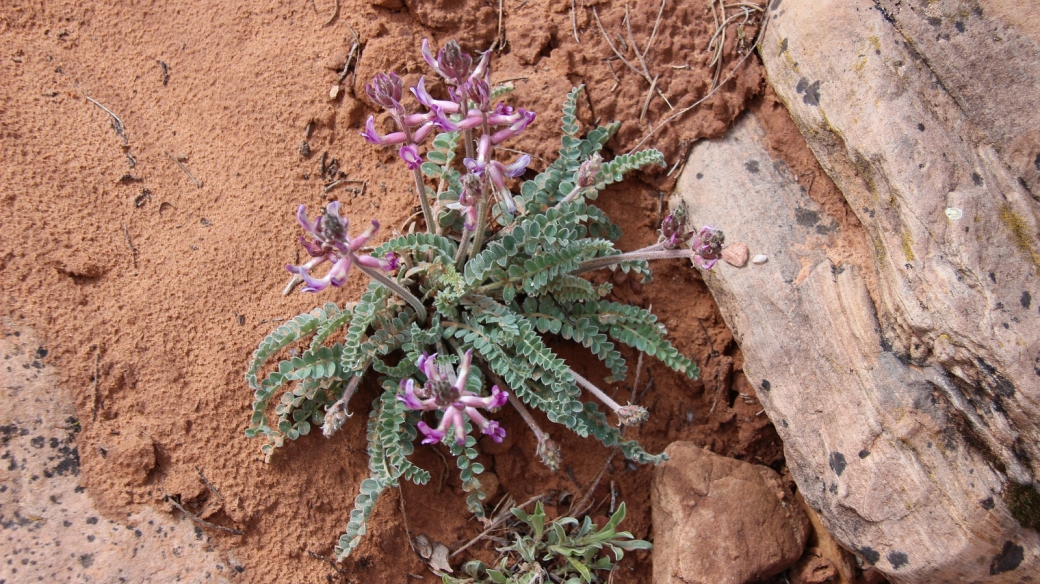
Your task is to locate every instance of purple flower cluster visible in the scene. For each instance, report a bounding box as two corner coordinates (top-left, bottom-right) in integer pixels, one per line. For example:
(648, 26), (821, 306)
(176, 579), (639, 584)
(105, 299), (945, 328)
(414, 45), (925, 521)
(689, 226), (725, 270)
(285, 202), (398, 292)
(661, 210), (724, 270)
(398, 349), (508, 445)
(361, 39), (535, 219)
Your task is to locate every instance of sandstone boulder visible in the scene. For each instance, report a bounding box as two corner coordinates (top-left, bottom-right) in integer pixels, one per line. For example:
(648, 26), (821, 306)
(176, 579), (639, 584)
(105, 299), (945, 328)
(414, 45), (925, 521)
(675, 102), (1040, 581)
(652, 442), (809, 584)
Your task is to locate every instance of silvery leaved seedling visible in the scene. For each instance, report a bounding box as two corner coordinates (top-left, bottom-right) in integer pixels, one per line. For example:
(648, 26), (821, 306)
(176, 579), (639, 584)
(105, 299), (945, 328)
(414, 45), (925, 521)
(443, 502), (651, 584)
(245, 39), (722, 561)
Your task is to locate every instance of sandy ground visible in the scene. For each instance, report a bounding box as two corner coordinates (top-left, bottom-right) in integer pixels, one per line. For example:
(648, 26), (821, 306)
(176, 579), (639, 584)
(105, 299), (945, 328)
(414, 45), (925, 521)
(0, 1), (847, 581)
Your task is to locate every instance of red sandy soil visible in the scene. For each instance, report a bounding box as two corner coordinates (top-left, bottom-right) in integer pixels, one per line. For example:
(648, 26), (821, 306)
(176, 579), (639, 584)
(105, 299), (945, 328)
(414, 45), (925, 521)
(0, 1), (822, 582)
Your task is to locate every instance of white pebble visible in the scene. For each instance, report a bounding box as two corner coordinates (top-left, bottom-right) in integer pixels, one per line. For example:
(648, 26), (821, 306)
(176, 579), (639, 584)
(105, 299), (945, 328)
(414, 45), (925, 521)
(329, 85), (341, 100)
(752, 254), (768, 265)
(945, 207), (963, 220)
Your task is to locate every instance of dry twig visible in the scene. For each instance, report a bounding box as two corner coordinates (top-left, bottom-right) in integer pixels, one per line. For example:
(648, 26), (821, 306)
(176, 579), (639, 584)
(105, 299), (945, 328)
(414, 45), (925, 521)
(165, 151), (203, 188)
(195, 466), (225, 501)
(83, 93), (127, 144)
(122, 223), (137, 268)
(166, 495), (244, 535)
(568, 450), (617, 518)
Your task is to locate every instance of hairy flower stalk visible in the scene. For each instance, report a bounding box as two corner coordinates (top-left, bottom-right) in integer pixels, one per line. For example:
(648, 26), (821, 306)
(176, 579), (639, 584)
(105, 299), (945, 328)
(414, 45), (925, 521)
(398, 350), (508, 445)
(485, 369), (562, 471)
(322, 359), (372, 438)
(569, 369), (648, 427)
(575, 224), (725, 274)
(450, 172), (483, 266)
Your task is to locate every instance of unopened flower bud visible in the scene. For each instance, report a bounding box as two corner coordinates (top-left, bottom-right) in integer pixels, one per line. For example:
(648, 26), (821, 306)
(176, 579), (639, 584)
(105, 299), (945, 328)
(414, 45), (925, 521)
(465, 79), (490, 110)
(616, 405), (649, 426)
(459, 173), (482, 205)
(576, 153), (603, 188)
(366, 72), (404, 112)
(536, 437), (562, 472)
(322, 402), (349, 438)
(661, 205), (690, 249)
(438, 40), (473, 84)
(690, 225), (725, 270)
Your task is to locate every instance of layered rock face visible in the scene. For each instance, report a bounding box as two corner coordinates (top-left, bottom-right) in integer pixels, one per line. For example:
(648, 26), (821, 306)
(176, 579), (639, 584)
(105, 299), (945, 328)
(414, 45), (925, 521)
(673, 0), (1040, 580)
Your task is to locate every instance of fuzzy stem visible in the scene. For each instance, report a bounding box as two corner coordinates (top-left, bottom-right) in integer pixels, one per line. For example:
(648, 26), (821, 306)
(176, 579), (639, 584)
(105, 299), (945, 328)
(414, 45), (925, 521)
(569, 368), (624, 412)
(338, 361), (369, 411)
(354, 263), (428, 323)
(463, 128), (476, 162)
(480, 368), (546, 441)
(573, 248), (694, 275)
(466, 190), (491, 261)
(411, 166), (435, 234)
(322, 359), (371, 437)
(509, 393), (549, 442)
(454, 225), (472, 269)
(555, 185), (585, 207)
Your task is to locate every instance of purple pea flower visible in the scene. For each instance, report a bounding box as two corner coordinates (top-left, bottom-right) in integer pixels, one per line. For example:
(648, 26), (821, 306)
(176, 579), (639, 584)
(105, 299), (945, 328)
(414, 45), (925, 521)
(398, 349), (508, 446)
(285, 202), (397, 293)
(412, 76), (463, 114)
(464, 135), (530, 214)
(399, 144), (422, 170)
(362, 114), (439, 147)
(446, 173), (483, 230)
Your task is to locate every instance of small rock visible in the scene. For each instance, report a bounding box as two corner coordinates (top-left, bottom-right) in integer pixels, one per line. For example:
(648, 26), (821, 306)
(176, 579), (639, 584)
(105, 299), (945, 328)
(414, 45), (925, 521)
(652, 442), (809, 584)
(480, 471), (500, 502)
(751, 254), (768, 264)
(324, 55), (347, 72)
(722, 242), (750, 267)
(106, 430), (156, 487)
(790, 548), (837, 584)
(329, 85), (340, 100)
(429, 542), (452, 574)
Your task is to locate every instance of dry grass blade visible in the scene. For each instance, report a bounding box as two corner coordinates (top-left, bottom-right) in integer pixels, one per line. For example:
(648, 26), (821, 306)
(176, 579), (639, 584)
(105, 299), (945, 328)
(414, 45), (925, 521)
(592, 8), (642, 78)
(450, 494), (544, 558)
(639, 74), (658, 123)
(643, 0), (667, 59)
(323, 0), (338, 26)
(568, 450), (617, 518)
(624, 4), (651, 79)
(165, 151), (203, 188)
(596, 4), (673, 115)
